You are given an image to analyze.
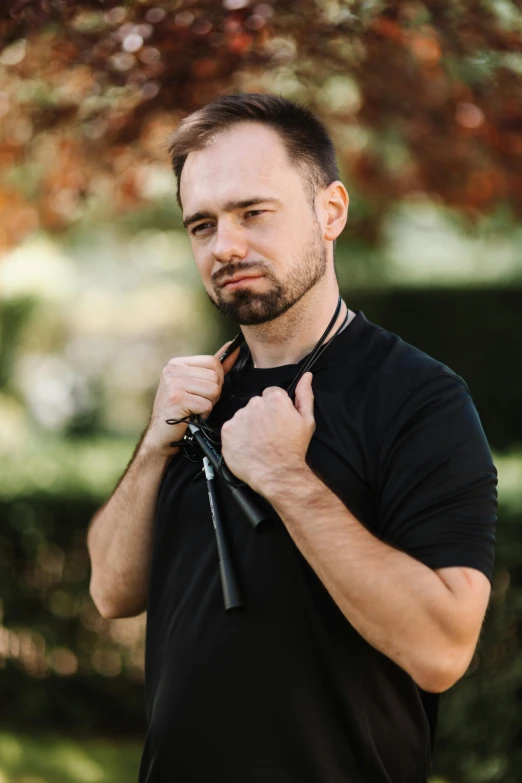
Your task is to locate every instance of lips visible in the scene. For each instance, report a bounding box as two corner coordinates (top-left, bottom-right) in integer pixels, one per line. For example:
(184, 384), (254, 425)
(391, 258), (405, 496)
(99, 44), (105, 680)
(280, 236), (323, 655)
(222, 274), (263, 288)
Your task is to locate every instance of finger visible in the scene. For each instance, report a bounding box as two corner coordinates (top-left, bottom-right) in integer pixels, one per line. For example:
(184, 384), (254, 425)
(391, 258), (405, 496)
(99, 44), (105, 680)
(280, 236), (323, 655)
(294, 372), (314, 421)
(170, 366), (221, 383)
(178, 393), (214, 418)
(181, 378), (221, 401)
(215, 340), (233, 360)
(222, 345), (241, 376)
(168, 354), (223, 370)
(170, 353), (225, 385)
(261, 385), (287, 398)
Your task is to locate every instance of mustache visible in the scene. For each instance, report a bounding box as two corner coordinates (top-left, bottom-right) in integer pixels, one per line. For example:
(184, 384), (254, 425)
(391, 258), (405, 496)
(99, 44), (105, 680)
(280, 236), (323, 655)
(211, 261), (270, 285)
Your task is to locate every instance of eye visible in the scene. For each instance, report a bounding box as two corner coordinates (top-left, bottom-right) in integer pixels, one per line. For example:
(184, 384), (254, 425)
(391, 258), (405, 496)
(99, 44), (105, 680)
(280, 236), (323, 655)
(190, 222), (214, 236)
(190, 211), (266, 236)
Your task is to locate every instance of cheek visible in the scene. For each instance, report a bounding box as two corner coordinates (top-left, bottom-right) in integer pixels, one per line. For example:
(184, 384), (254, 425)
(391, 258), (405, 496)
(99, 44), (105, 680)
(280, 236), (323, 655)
(261, 225), (298, 268)
(192, 249), (214, 285)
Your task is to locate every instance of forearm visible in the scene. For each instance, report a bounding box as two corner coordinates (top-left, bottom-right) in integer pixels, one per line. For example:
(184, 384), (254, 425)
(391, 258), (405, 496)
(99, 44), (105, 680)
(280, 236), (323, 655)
(263, 466), (469, 692)
(87, 439), (174, 618)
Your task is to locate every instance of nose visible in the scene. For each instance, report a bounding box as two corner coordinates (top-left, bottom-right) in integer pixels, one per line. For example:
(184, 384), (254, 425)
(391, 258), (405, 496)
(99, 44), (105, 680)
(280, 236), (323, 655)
(211, 218), (248, 265)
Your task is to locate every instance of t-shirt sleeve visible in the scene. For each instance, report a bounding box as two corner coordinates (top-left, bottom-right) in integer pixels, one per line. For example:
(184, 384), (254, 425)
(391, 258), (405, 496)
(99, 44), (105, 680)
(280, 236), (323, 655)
(376, 372), (497, 583)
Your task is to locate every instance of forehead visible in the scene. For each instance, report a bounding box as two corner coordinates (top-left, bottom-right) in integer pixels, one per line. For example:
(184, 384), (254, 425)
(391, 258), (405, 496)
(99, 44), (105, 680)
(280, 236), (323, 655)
(180, 122), (306, 212)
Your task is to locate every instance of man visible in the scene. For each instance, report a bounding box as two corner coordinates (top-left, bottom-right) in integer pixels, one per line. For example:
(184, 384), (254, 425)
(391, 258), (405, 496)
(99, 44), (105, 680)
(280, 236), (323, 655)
(87, 94), (497, 782)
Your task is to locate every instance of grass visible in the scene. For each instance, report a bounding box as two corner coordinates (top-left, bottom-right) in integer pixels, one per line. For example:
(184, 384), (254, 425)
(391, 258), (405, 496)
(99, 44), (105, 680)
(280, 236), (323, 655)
(0, 733), (142, 783)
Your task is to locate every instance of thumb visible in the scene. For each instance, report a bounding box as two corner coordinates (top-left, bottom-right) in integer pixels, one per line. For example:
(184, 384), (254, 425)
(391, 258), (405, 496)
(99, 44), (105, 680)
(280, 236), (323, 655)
(294, 372), (315, 421)
(214, 340), (241, 375)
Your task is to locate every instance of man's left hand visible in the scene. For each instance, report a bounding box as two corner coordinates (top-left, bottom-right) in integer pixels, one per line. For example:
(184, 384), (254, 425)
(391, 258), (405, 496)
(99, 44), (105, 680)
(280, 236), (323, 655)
(220, 372), (315, 496)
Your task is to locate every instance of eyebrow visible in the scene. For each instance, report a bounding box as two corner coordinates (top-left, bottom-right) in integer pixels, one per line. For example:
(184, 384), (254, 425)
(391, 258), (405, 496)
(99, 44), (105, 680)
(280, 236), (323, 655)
(182, 197), (283, 230)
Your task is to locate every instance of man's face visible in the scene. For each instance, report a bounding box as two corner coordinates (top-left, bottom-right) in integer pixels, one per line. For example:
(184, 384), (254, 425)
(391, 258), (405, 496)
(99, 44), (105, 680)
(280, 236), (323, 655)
(180, 122), (328, 325)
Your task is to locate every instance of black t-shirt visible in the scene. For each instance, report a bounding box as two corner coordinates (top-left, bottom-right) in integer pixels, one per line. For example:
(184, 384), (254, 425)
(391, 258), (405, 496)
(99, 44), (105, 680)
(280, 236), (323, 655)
(139, 310), (497, 783)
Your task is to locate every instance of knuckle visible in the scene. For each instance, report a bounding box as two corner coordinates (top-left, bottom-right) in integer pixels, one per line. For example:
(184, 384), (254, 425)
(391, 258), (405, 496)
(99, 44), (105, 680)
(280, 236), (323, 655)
(263, 386), (284, 398)
(163, 365), (180, 383)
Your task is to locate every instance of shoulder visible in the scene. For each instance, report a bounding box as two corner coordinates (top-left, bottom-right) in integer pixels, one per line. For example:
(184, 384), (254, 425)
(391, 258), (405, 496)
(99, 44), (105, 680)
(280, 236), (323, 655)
(358, 316), (469, 424)
(347, 316), (486, 467)
(360, 322), (495, 487)
(365, 317), (466, 393)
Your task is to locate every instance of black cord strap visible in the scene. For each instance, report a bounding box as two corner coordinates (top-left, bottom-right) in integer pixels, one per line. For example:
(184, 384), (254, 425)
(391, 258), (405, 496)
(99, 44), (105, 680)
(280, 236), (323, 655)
(166, 296), (348, 482)
(286, 295), (344, 400)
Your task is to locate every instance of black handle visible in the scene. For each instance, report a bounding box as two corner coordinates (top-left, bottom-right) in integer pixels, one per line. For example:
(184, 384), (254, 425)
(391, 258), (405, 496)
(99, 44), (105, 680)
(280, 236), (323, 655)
(227, 483), (271, 532)
(218, 558), (244, 613)
(205, 462), (245, 613)
(189, 424), (271, 532)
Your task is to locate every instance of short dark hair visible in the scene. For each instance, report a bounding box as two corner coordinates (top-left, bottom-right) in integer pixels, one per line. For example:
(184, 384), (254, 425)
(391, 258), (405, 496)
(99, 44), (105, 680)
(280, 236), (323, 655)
(165, 93), (340, 209)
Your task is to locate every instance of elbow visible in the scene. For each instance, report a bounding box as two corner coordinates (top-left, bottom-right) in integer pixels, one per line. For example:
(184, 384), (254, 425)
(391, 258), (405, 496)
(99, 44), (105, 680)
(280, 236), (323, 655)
(414, 669), (458, 695)
(89, 578), (146, 620)
(411, 645), (473, 694)
(89, 579), (120, 619)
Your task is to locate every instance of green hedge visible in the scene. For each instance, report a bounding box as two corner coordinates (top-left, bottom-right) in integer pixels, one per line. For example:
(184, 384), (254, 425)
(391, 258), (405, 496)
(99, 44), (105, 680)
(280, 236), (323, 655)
(0, 493), (146, 736)
(0, 483), (521, 781)
(347, 287), (522, 452)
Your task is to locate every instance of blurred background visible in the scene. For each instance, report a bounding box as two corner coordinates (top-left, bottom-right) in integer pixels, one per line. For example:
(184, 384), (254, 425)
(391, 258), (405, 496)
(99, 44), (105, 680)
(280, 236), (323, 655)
(0, 1), (521, 781)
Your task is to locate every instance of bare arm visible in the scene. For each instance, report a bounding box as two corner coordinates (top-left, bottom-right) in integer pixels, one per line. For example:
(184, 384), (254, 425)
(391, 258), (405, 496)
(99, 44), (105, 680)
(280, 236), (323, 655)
(221, 375), (492, 694)
(87, 342), (240, 619)
(263, 464), (491, 694)
(87, 434), (174, 619)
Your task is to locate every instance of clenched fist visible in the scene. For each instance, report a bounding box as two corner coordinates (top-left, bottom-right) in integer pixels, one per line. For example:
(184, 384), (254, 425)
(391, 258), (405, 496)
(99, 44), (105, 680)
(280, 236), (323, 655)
(220, 372), (316, 496)
(142, 341), (240, 457)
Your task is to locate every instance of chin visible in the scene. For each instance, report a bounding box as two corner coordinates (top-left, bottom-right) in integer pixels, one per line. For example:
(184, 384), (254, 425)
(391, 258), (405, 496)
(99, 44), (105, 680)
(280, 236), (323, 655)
(224, 303), (280, 326)
(208, 287), (285, 325)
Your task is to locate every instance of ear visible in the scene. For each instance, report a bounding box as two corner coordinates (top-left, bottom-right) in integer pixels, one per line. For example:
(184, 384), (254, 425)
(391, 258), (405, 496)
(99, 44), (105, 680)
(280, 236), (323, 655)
(321, 181), (349, 242)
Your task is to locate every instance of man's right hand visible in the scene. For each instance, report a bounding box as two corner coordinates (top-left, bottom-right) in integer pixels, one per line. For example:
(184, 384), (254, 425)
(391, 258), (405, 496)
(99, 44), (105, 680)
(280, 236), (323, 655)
(142, 341), (241, 456)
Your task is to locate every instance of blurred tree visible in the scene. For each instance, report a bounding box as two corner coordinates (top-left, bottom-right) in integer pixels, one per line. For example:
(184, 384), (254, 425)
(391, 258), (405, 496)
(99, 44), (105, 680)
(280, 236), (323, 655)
(0, 0), (521, 251)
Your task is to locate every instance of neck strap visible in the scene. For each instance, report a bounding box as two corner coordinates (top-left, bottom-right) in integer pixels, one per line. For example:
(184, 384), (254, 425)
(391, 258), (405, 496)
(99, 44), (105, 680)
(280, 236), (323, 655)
(225, 295), (347, 395)
(286, 295), (345, 400)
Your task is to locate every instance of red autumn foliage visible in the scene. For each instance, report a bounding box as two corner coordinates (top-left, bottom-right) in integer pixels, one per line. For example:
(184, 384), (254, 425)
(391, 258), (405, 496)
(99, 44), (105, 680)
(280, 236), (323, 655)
(0, 0), (521, 250)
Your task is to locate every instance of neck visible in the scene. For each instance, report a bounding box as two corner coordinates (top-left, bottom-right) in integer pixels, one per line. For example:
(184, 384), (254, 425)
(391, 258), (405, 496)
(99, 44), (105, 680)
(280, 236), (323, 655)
(241, 281), (348, 369)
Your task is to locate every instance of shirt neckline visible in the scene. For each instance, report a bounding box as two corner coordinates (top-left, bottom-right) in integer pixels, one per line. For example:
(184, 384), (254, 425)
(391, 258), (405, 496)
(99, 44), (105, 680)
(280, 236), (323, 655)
(230, 310), (370, 393)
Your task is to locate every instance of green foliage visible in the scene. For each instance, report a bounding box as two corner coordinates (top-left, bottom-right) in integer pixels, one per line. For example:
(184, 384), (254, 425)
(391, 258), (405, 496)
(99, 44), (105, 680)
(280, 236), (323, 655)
(0, 437), (136, 501)
(0, 297), (35, 392)
(0, 732), (142, 783)
(1, 485), (522, 778)
(0, 490), (147, 735)
(432, 505), (522, 782)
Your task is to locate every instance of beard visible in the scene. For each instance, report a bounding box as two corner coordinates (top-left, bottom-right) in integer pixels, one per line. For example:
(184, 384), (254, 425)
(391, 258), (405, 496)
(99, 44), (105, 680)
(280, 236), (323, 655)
(206, 222), (328, 326)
